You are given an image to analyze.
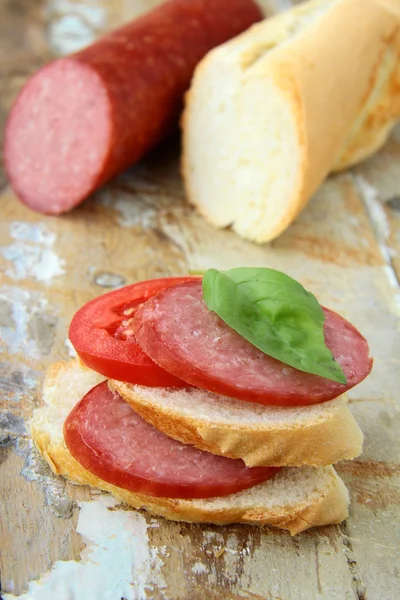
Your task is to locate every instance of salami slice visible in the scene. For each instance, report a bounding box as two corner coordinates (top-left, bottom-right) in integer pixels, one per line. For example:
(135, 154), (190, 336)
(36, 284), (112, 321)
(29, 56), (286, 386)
(64, 382), (278, 498)
(5, 0), (262, 214)
(133, 281), (373, 406)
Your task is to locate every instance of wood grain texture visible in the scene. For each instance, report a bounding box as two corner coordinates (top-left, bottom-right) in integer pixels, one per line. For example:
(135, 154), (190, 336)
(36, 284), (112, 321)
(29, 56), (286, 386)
(0, 0), (399, 598)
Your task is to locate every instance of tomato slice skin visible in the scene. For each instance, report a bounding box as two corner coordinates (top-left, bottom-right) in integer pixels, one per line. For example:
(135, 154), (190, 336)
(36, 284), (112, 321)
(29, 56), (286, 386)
(64, 382), (279, 499)
(69, 277), (198, 386)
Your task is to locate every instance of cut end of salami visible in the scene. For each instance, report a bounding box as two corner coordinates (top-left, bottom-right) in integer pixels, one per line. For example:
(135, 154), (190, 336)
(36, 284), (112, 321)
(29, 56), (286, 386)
(5, 0), (263, 214)
(133, 281), (373, 406)
(64, 381), (278, 499)
(5, 59), (111, 214)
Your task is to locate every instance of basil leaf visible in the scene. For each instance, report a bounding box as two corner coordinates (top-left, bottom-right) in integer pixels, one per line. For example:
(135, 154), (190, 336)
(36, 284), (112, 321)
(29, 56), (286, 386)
(202, 267), (347, 383)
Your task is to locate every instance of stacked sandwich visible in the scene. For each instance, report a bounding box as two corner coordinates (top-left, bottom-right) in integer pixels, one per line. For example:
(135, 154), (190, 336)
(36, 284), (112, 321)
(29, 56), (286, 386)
(32, 269), (371, 535)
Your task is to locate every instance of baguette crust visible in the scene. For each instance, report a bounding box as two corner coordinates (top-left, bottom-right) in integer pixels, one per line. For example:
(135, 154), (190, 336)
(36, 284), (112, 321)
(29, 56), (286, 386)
(182, 0), (400, 243)
(30, 360), (350, 534)
(111, 381), (363, 467)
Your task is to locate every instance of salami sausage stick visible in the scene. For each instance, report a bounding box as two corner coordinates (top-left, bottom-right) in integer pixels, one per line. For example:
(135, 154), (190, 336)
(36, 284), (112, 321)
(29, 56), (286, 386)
(5, 0), (262, 214)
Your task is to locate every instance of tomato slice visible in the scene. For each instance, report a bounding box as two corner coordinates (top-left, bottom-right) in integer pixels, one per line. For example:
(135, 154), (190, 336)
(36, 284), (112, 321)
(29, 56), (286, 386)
(69, 277), (198, 386)
(64, 382), (279, 499)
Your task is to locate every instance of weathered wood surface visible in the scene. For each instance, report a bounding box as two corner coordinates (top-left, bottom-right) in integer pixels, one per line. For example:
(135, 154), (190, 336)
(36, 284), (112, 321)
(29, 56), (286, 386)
(0, 1), (399, 599)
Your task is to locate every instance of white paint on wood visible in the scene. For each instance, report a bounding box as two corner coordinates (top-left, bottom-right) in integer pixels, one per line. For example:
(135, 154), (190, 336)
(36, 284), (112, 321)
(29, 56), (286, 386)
(46, 0), (106, 55)
(0, 287), (54, 360)
(3, 495), (166, 600)
(355, 174), (400, 310)
(100, 191), (158, 229)
(64, 338), (77, 358)
(356, 176), (391, 253)
(8, 222), (57, 245)
(2, 221), (65, 283)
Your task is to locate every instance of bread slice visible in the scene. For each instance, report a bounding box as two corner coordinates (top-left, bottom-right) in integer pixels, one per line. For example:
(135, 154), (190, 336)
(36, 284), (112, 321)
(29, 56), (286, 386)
(110, 381), (363, 467)
(182, 0), (400, 243)
(30, 360), (349, 534)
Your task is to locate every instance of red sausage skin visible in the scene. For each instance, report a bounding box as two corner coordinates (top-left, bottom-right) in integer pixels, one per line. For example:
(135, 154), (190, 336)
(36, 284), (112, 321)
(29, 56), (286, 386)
(5, 0), (262, 214)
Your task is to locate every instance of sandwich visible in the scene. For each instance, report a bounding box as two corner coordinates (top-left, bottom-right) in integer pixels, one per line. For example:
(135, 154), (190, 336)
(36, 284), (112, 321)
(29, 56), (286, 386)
(31, 267), (372, 535)
(182, 0), (400, 243)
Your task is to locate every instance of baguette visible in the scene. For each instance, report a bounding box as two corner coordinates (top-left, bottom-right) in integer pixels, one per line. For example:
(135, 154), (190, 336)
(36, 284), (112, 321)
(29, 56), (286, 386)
(111, 380), (363, 467)
(30, 360), (349, 534)
(182, 0), (400, 243)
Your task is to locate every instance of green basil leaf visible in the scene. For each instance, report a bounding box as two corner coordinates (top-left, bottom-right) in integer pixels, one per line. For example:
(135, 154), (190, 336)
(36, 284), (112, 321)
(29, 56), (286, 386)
(202, 267), (347, 384)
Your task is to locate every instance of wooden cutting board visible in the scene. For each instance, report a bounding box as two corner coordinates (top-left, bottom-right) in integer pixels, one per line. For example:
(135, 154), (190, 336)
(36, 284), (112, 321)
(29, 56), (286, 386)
(1, 1), (399, 598)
